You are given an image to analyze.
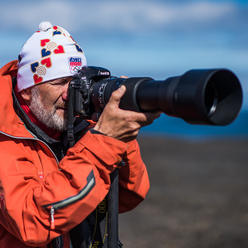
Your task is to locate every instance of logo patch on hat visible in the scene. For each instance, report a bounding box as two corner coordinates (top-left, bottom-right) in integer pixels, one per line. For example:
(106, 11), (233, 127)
(69, 57), (82, 73)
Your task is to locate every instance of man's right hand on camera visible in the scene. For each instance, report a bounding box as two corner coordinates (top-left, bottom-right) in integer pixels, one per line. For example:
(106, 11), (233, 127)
(93, 85), (161, 142)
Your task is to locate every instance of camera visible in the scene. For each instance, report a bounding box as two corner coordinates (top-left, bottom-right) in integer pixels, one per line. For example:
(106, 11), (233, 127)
(68, 66), (242, 126)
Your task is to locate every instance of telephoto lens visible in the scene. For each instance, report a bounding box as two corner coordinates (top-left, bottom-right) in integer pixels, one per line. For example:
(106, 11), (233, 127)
(90, 69), (242, 125)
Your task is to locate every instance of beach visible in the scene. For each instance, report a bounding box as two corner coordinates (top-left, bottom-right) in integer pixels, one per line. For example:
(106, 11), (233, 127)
(119, 135), (248, 248)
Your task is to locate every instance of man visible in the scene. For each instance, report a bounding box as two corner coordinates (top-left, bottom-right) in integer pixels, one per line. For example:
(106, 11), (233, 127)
(0, 22), (160, 248)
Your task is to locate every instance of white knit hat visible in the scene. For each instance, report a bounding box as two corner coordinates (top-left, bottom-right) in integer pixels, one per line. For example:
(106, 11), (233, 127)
(17, 21), (87, 91)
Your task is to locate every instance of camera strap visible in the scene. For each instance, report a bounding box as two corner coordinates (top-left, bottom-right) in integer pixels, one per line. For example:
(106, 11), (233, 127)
(69, 170), (122, 248)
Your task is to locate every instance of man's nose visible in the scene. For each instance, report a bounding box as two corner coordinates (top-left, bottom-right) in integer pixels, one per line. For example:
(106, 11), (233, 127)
(61, 82), (70, 101)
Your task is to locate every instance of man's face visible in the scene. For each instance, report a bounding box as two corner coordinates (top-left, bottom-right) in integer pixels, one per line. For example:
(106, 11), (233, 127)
(22, 77), (72, 131)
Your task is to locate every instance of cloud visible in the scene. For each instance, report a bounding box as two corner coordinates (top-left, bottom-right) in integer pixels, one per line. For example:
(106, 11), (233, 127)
(0, 1), (75, 31)
(0, 0), (238, 33)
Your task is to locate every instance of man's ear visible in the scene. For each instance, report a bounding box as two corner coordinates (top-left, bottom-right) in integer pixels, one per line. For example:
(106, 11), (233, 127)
(20, 88), (32, 104)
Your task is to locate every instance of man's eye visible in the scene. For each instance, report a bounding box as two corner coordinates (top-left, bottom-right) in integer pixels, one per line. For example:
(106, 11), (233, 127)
(60, 80), (68, 85)
(50, 80), (67, 86)
(48, 77), (72, 86)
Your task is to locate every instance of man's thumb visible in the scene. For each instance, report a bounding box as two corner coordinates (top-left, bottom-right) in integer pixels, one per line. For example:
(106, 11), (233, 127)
(108, 85), (126, 106)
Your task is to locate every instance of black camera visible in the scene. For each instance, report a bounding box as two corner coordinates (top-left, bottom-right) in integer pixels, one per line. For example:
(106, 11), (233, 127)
(68, 66), (242, 126)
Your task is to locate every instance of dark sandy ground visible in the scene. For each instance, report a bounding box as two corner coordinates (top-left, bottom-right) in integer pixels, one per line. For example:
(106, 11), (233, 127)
(119, 136), (248, 248)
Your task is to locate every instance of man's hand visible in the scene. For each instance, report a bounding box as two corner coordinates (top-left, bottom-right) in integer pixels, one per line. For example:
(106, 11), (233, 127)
(93, 85), (161, 142)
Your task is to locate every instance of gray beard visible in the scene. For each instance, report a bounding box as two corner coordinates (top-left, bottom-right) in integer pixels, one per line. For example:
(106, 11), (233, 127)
(29, 87), (67, 131)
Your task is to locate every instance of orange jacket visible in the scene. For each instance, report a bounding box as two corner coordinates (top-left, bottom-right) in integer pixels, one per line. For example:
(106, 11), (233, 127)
(0, 61), (150, 247)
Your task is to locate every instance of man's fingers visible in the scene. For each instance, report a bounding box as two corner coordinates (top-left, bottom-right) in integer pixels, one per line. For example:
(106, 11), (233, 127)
(135, 111), (162, 126)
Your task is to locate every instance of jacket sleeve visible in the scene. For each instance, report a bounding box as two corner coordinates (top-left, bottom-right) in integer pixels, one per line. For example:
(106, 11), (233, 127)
(118, 139), (150, 213)
(0, 131), (130, 246)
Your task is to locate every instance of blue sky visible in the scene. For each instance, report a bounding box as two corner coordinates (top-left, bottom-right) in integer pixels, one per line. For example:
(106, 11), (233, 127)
(0, 0), (247, 112)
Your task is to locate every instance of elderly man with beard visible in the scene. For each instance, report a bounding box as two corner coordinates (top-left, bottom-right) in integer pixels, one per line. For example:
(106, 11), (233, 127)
(0, 22), (160, 248)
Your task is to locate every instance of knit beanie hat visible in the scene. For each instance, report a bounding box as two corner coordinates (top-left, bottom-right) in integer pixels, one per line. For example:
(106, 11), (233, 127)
(17, 21), (87, 91)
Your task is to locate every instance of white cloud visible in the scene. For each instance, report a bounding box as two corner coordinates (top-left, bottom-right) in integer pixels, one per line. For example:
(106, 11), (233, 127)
(0, 0), (237, 32)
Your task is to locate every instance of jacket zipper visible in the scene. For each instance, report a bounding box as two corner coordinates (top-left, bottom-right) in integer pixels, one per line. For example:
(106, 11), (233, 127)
(50, 206), (55, 230)
(44, 170), (95, 229)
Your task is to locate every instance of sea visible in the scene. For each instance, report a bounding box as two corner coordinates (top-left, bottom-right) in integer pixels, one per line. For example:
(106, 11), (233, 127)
(140, 109), (248, 140)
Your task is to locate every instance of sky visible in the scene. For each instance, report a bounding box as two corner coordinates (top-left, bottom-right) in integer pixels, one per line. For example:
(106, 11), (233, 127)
(0, 0), (247, 135)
